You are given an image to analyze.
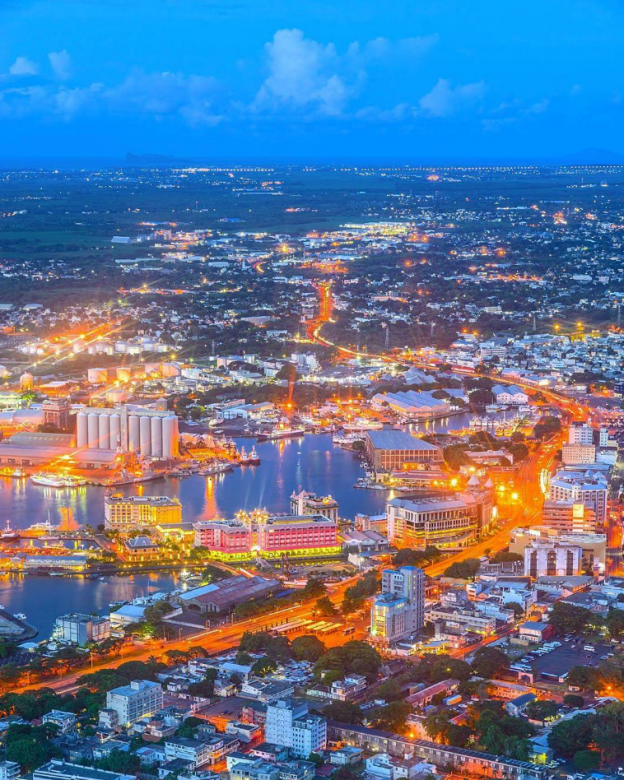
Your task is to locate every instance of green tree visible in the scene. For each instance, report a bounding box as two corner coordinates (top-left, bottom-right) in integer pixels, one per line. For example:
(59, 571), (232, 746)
(315, 597), (338, 617)
(96, 750), (141, 774)
(443, 559), (481, 579)
(471, 647), (509, 679)
(563, 694), (585, 709)
(322, 701), (364, 724)
(573, 750), (600, 772)
(548, 714), (595, 758)
(525, 699), (559, 723)
(369, 701), (411, 734)
(291, 635), (327, 663)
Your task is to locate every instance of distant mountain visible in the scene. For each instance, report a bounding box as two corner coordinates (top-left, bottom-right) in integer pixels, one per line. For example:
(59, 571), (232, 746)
(564, 147), (624, 165)
(126, 152), (192, 165)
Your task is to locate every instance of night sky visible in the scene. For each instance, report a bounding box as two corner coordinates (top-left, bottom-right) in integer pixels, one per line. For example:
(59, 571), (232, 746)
(1, 0), (622, 161)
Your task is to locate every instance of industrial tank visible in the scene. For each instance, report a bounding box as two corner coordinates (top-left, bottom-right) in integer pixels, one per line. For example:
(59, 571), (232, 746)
(109, 414), (121, 450)
(139, 416), (152, 457)
(128, 415), (140, 452)
(151, 416), (162, 458)
(87, 413), (99, 449)
(76, 412), (88, 448)
(98, 414), (110, 450)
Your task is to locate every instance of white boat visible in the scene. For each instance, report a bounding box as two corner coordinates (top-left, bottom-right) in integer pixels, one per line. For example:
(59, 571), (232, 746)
(31, 472), (87, 488)
(248, 446), (261, 465)
(257, 426), (305, 441)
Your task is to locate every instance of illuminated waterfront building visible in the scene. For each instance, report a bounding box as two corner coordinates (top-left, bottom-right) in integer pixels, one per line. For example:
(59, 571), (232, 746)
(365, 430), (442, 473)
(386, 495), (480, 550)
(193, 513), (340, 561)
(104, 494), (182, 531)
(290, 490), (339, 521)
(370, 566), (424, 645)
(193, 519), (252, 561)
(256, 514), (339, 558)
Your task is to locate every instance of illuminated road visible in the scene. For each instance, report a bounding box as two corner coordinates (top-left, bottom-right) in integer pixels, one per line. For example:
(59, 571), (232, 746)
(309, 284), (586, 579)
(14, 577), (360, 696)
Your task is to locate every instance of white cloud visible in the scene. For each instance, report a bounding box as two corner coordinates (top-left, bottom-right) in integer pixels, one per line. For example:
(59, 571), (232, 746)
(9, 57), (39, 76)
(49, 50), (72, 80)
(419, 78), (487, 118)
(254, 29), (353, 116)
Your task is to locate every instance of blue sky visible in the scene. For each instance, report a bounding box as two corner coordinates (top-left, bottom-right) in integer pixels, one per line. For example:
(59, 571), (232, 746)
(1, 0), (622, 160)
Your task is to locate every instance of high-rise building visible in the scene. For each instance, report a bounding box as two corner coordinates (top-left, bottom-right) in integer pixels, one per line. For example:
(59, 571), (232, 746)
(568, 422), (594, 446)
(548, 469), (608, 527)
(264, 700), (327, 756)
(106, 680), (163, 727)
(370, 566), (425, 645)
(104, 495), (182, 531)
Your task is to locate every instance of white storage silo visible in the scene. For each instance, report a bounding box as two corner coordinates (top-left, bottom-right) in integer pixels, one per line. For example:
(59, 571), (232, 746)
(109, 414), (121, 450)
(76, 412), (88, 448)
(139, 416), (152, 457)
(87, 413), (100, 449)
(162, 416), (174, 458)
(151, 416), (162, 457)
(98, 414), (110, 449)
(128, 415), (140, 452)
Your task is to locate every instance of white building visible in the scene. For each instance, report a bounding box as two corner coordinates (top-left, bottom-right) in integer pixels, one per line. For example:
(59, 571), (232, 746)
(561, 444), (596, 465)
(491, 385), (529, 405)
(54, 613), (110, 647)
(106, 680), (163, 727)
(569, 423), (594, 446)
(370, 566), (425, 645)
(524, 541), (583, 578)
(264, 699), (326, 756)
(548, 469), (608, 526)
(0, 762), (20, 780)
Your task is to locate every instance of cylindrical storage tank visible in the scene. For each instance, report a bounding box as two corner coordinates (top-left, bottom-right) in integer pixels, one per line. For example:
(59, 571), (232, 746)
(116, 367), (131, 382)
(171, 416), (179, 458)
(162, 416), (174, 458)
(88, 367), (108, 384)
(109, 414), (121, 450)
(87, 413), (100, 449)
(128, 415), (140, 452)
(98, 414), (110, 449)
(105, 389), (127, 405)
(151, 417), (162, 458)
(160, 362), (181, 378)
(76, 412), (88, 448)
(139, 416), (152, 457)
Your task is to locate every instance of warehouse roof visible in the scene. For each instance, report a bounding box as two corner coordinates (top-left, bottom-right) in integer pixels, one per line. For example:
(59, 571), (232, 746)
(366, 430), (439, 451)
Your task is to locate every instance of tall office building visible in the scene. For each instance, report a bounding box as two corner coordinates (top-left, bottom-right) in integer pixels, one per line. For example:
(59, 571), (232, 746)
(568, 422), (594, 446)
(370, 566), (425, 645)
(265, 700), (327, 757)
(106, 680), (163, 727)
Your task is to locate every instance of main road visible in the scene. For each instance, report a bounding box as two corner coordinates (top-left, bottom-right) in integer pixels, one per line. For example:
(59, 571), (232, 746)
(308, 283), (585, 579)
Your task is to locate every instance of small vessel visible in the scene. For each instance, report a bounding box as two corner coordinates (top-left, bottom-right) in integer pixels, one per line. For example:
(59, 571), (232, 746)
(198, 460), (233, 476)
(101, 469), (163, 487)
(256, 426), (305, 441)
(248, 446), (261, 466)
(239, 446), (251, 465)
(13, 613), (27, 621)
(0, 519), (20, 543)
(31, 472), (87, 488)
